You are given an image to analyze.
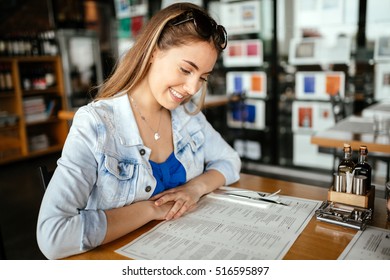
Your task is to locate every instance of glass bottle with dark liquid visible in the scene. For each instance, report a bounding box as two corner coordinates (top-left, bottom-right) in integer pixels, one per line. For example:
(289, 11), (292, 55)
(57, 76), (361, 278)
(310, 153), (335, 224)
(338, 143), (355, 175)
(354, 145), (372, 190)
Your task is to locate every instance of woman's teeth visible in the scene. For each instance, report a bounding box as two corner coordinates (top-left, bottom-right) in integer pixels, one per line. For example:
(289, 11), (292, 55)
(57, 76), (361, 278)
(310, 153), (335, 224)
(170, 88), (184, 99)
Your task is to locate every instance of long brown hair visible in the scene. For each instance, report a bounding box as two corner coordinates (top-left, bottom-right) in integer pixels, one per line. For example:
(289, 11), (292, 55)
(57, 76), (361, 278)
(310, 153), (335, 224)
(95, 3), (225, 115)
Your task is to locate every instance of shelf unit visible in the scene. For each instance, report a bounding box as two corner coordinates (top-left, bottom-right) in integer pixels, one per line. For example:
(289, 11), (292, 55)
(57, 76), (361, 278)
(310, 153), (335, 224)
(0, 56), (69, 164)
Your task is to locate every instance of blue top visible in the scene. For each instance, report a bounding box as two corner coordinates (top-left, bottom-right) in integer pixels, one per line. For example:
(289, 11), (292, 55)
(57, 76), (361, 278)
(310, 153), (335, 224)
(150, 152), (186, 196)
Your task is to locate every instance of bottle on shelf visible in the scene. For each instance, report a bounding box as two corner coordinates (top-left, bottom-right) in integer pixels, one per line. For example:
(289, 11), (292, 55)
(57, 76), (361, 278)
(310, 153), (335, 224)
(0, 64), (5, 90)
(4, 64), (13, 90)
(20, 63), (56, 91)
(0, 37), (6, 56)
(338, 143), (355, 175)
(0, 31), (59, 57)
(354, 145), (372, 190)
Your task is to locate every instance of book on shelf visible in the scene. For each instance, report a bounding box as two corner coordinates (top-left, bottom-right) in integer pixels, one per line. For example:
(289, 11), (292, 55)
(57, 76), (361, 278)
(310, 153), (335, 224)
(23, 97), (56, 123)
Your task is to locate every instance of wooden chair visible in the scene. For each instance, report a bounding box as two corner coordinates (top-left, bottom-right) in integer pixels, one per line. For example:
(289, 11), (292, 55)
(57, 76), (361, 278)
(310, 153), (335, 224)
(0, 225), (6, 260)
(38, 165), (54, 191)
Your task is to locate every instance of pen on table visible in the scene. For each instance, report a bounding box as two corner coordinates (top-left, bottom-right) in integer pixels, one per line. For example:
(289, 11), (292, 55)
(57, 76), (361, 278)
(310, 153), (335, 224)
(225, 193), (289, 206)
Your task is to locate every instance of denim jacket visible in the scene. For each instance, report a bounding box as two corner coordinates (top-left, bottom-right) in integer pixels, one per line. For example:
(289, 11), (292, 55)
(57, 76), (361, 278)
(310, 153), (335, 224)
(37, 93), (241, 259)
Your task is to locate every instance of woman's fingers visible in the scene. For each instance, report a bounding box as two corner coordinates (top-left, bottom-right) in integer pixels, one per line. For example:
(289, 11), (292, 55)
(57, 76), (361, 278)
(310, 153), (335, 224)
(166, 199), (192, 220)
(154, 192), (177, 206)
(150, 188), (176, 201)
(151, 187), (200, 220)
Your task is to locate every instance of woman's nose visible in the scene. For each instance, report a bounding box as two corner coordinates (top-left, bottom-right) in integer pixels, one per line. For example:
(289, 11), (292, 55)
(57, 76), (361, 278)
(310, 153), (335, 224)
(183, 77), (201, 96)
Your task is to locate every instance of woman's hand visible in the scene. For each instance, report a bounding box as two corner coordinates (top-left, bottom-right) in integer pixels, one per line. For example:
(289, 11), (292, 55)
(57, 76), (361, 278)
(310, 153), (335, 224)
(151, 170), (226, 221)
(150, 182), (203, 220)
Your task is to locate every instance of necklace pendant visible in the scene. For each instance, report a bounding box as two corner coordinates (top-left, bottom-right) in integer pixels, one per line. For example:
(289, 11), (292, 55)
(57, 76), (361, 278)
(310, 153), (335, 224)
(154, 132), (161, 141)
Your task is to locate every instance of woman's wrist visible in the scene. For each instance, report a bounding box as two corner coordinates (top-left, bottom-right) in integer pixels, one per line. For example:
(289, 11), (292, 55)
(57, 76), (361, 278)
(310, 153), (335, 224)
(190, 170), (225, 196)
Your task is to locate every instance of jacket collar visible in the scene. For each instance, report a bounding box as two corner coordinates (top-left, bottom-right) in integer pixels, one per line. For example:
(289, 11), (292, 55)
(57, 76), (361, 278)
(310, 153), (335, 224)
(113, 93), (143, 146)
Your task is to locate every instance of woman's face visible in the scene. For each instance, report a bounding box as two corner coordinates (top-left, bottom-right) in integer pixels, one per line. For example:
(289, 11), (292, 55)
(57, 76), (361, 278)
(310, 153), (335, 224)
(146, 41), (218, 110)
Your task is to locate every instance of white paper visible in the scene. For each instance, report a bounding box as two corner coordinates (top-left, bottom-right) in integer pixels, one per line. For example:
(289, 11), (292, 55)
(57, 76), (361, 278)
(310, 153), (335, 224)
(116, 190), (322, 260)
(338, 226), (390, 260)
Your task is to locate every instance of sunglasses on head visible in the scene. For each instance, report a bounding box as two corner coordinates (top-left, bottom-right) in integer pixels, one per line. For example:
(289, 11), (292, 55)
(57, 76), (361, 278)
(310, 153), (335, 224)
(169, 10), (227, 50)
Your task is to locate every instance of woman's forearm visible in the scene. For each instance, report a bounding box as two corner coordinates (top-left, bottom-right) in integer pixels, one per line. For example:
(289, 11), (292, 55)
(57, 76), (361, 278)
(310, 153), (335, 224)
(102, 200), (165, 244)
(188, 169), (226, 197)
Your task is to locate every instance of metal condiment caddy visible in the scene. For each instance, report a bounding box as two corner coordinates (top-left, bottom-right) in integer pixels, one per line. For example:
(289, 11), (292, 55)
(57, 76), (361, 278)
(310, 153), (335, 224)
(315, 185), (375, 230)
(316, 143), (375, 230)
(315, 200), (373, 230)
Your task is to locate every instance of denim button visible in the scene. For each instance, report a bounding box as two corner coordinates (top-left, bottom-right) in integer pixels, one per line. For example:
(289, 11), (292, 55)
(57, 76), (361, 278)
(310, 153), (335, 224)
(139, 149), (146, 156)
(145, 186), (152, 192)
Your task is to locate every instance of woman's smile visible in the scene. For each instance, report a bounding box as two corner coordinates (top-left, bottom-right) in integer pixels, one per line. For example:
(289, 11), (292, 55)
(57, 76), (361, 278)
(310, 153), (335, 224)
(169, 87), (185, 102)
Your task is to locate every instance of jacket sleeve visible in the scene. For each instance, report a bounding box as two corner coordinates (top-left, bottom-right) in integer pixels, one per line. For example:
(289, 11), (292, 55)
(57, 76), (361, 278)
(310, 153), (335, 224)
(200, 112), (241, 185)
(36, 106), (107, 259)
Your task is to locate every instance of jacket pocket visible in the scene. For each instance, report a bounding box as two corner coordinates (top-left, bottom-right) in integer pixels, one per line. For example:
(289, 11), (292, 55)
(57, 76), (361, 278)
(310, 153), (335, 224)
(98, 155), (137, 208)
(104, 155), (135, 180)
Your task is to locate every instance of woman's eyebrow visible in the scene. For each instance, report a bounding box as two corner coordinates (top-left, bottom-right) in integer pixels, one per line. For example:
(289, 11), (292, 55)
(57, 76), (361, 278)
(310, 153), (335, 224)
(183, 59), (199, 70)
(183, 60), (213, 74)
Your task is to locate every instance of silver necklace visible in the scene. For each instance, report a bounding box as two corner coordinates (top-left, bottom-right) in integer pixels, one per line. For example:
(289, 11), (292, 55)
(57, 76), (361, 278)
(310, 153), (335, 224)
(129, 95), (162, 141)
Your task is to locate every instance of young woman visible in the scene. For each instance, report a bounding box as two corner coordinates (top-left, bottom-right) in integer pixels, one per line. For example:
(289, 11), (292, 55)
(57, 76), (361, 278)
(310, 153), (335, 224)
(37, 2), (241, 259)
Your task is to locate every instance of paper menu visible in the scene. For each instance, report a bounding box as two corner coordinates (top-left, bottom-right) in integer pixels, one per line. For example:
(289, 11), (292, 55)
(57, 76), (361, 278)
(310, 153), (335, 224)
(339, 226), (390, 260)
(115, 192), (322, 260)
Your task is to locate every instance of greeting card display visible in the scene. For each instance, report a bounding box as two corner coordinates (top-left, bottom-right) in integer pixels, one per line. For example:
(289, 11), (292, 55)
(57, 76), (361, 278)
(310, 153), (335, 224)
(220, 0), (261, 35)
(295, 71), (345, 100)
(374, 63), (390, 100)
(292, 101), (334, 132)
(227, 99), (265, 130)
(289, 37), (351, 65)
(223, 39), (263, 67)
(234, 139), (261, 160)
(114, 0), (148, 39)
(114, 0), (148, 19)
(374, 36), (390, 62)
(226, 71), (267, 98)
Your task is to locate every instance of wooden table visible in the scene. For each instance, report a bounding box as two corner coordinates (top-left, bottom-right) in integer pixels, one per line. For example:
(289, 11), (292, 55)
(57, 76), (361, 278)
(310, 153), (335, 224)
(64, 173), (389, 260)
(311, 115), (390, 181)
(311, 115), (390, 154)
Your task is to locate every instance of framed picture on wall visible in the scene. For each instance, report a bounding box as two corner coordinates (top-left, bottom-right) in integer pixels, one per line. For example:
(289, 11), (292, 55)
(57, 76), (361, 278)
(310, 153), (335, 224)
(374, 63), (390, 100)
(226, 71), (267, 98)
(289, 38), (319, 65)
(234, 139), (262, 160)
(162, 0), (203, 8)
(227, 99), (265, 130)
(374, 36), (390, 62)
(223, 39), (263, 67)
(295, 71), (345, 100)
(289, 37), (351, 65)
(220, 0), (261, 35)
(292, 101), (334, 132)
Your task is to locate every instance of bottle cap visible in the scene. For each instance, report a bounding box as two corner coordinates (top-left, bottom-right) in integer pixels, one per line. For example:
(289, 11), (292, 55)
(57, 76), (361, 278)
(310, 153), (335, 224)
(359, 145), (368, 154)
(343, 143), (351, 152)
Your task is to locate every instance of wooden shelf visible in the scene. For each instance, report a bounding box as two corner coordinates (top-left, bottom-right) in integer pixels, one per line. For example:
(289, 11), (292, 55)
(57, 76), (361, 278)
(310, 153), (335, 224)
(0, 136), (21, 151)
(22, 87), (61, 96)
(0, 56), (69, 165)
(0, 91), (15, 97)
